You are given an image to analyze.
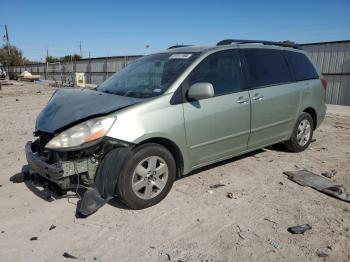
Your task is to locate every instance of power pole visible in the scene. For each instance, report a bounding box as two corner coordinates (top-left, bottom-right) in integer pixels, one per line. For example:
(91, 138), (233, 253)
(79, 40), (82, 58)
(4, 24), (11, 55)
(45, 47), (49, 80)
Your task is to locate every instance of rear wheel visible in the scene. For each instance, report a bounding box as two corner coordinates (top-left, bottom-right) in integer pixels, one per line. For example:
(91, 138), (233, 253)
(117, 143), (176, 209)
(285, 112), (314, 152)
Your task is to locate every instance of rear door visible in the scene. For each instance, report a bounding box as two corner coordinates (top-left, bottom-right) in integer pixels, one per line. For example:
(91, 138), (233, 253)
(241, 48), (300, 149)
(182, 50), (251, 167)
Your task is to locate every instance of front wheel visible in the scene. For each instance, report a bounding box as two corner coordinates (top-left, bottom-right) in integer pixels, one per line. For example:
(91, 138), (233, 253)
(117, 143), (176, 209)
(285, 112), (314, 152)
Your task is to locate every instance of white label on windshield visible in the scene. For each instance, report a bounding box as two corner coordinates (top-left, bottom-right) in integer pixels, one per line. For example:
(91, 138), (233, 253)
(169, 54), (192, 59)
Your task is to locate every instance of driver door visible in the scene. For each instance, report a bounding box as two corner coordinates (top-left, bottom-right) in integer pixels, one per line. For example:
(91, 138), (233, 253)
(182, 50), (251, 168)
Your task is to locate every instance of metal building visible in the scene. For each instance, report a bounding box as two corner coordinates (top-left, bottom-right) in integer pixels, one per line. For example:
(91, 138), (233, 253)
(301, 40), (350, 106)
(7, 40), (350, 105)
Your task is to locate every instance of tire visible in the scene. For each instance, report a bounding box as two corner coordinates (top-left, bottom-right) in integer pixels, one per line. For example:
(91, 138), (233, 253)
(116, 143), (176, 209)
(285, 112), (314, 152)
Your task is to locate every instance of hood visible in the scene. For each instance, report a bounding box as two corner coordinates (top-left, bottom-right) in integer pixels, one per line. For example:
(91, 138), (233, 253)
(36, 89), (142, 134)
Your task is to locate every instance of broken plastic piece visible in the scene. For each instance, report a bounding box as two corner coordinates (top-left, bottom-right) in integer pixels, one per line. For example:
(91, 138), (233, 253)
(321, 170), (337, 179)
(209, 183), (225, 189)
(284, 170), (350, 203)
(62, 252), (77, 259)
(76, 188), (107, 217)
(287, 224), (312, 234)
(76, 147), (131, 218)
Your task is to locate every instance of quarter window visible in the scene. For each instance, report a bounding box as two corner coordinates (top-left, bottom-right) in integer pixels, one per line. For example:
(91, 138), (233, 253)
(243, 49), (292, 88)
(285, 51), (319, 81)
(188, 51), (242, 96)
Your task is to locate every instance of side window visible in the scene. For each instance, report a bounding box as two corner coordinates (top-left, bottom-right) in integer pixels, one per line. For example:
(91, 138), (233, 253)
(243, 49), (292, 88)
(188, 51), (241, 96)
(285, 51), (319, 81)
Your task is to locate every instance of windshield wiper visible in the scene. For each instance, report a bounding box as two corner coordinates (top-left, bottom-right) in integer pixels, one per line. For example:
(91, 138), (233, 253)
(102, 90), (125, 96)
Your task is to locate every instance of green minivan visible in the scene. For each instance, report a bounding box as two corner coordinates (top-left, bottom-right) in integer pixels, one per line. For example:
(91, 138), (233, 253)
(26, 39), (327, 214)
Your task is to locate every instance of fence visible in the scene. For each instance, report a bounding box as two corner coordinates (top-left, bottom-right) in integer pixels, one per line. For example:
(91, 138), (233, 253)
(8, 55), (142, 85)
(7, 40), (350, 105)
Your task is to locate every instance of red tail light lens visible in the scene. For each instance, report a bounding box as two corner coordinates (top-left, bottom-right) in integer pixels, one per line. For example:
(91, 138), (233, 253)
(321, 77), (327, 90)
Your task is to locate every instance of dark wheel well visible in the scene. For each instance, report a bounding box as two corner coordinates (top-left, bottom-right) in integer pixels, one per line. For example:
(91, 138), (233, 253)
(137, 138), (184, 177)
(303, 107), (317, 129)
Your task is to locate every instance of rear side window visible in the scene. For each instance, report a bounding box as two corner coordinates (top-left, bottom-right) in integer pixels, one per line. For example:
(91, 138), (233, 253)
(243, 49), (292, 88)
(188, 50), (242, 96)
(284, 51), (319, 81)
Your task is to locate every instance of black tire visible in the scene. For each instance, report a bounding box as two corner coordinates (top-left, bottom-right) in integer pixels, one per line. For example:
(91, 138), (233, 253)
(116, 143), (176, 209)
(285, 112), (314, 152)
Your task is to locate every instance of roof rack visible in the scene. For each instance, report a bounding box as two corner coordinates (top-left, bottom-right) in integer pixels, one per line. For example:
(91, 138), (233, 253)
(216, 39), (302, 49)
(167, 45), (192, 49)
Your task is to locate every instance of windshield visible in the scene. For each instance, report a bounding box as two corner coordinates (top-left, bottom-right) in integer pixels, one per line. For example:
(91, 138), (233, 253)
(97, 52), (199, 98)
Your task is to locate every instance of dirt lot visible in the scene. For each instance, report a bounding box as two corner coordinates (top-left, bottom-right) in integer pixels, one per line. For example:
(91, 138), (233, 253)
(0, 81), (349, 262)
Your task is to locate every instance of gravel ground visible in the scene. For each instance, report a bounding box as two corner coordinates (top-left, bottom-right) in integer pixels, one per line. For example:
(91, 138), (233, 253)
(0, 81), (349, 262)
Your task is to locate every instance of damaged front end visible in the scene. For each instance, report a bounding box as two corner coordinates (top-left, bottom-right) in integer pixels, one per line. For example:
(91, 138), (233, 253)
(25, 132), (131, 191)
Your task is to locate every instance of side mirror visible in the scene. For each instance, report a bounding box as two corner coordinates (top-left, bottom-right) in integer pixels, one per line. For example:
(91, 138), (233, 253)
(187, 82), (214, 100)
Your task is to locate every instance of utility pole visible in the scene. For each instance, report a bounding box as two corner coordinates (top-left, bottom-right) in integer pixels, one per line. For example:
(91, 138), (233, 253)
(4, 24), (11, 55)
(45, 47), (49, 80)
(79, 40), (82, 58)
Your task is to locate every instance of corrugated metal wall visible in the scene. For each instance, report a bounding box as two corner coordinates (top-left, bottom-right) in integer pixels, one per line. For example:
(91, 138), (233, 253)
(8, 55), (142, 86)
(8, 40), (350, 105)
(301, 41), (350, 106)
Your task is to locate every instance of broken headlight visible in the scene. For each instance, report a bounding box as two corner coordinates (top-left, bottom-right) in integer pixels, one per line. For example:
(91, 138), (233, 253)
(45, 116), (116, 149)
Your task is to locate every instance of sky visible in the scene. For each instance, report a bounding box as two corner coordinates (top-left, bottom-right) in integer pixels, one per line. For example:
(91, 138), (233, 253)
(2, 0), (350, 61)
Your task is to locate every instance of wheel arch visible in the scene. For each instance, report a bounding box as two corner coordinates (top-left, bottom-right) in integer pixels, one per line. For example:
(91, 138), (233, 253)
(302, 107), (317, 130)
(137, 137), (185, 177)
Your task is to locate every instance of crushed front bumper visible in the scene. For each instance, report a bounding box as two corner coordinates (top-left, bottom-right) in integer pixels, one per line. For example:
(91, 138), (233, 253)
(25, 141), (68, 188)
(25, 137), (132, 190)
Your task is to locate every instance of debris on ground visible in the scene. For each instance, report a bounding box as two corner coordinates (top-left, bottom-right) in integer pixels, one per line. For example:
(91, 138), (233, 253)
(207, 190), (214, 194)
(238, 232), (246, 240)
(18, 71), (40, 81)
(316, 250), (329, 257)
(321, 169), (337, 179)
(226, 192), (240, 199)
(0, 80), (14, 86)
(1, 230), (5, 233)
(15, 98), (19, 101)
(287, 224), (312, 234)
(30, 237), (38, 241)
(49, 224), (56, 231)
(237, 225), (247, 240)
(209, 183), (225, 189)
(270, 240), (282, 249)
(284, 170), (350, 203)
(264, 218), (278, 225)
(62, 252), (78, 259)
(226, 192), (234, 198)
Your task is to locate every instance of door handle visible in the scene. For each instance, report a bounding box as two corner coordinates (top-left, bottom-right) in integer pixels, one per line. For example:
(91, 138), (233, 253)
(236, 96), (249, 104)
(252, 93), (264, 101)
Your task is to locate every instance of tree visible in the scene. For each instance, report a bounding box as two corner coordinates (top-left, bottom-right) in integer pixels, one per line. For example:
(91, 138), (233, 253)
(0, 44), (28, 66)
(60, 54), (82, 62)
(46, 55), (60, 63)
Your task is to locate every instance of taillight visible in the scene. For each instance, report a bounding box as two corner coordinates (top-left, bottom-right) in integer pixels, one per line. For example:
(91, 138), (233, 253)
(321, 77), (327, 90)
